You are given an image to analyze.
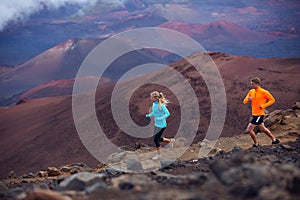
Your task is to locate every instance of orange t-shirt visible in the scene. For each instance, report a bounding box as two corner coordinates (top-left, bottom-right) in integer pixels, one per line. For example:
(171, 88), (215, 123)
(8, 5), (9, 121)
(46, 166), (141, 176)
(243, 86), (275, 116)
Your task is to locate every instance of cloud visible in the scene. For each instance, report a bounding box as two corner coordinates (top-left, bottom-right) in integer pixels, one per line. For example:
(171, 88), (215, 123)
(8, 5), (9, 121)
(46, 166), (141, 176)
(0, 0), (124, 31)
(211, 12), (225, 18)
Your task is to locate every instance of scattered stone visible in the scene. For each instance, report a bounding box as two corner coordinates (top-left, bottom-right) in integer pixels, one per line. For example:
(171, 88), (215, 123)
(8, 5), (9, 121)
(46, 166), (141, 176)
(70, 168), (80, 175)
(135, 142), (149, 150)
(105, 167), (122, 178)
(1, 106), (299, 200)
(288, 131), (298, 137)
(60, 166), (72, 173)
(209, 148), (225, 156)
(280, 144), (295, 151)
(56, 172), (107, 191)
(47, 167), (61, 177)
(111, 174), (155, 191)
(292, 102), (300, 110)
(231, 146), (242, 153)
(71, 163), (88, 168)
(160, 158), (176, 169)
(38, 171), (48, 177)
(8, 171), (16, 179)
(22, 173), (35, 179)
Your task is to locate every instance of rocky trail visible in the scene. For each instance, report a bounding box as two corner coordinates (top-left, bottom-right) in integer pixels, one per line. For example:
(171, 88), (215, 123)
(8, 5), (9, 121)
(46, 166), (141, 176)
(1, 103), (299, 200)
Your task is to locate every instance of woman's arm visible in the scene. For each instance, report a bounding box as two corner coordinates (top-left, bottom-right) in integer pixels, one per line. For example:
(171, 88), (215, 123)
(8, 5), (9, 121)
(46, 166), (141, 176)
(157, 104), (170, 120)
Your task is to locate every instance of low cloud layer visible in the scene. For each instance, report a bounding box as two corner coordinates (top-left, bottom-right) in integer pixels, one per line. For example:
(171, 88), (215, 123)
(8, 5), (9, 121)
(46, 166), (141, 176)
(0, 0), (194, 31)
(0, 0), (124, 31)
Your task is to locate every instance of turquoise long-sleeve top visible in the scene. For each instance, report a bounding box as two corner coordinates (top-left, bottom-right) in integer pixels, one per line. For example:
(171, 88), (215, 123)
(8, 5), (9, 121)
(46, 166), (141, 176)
(146, 100), (170, 128)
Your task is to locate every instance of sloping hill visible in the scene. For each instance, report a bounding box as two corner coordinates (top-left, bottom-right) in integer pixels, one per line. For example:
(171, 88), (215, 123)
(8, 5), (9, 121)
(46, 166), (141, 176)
(0, 38), (160, 101)
(19, 77), (112, 99)
(159, 20), (275, 44)
(0, 38), (101, 98)
(0, 103), (299, 200)
(0, 52), (299, 178)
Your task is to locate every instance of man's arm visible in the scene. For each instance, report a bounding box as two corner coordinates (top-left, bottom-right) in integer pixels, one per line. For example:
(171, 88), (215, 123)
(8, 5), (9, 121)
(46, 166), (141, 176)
(243, 91), (251, 104)
(261, 90), (275, 108)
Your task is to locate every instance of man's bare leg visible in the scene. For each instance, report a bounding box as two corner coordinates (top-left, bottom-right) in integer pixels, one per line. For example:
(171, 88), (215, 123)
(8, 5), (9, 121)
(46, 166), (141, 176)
(246, 123), (258, 145)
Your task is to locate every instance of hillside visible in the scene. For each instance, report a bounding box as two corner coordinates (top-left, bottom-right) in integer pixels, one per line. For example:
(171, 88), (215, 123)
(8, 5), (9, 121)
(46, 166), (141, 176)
(19, 77), (112, 99)
(0, 103), (299, 200)
(0, 38), (161, 101)
(159, 20), (275, 45)
(0, 52), (299, 179)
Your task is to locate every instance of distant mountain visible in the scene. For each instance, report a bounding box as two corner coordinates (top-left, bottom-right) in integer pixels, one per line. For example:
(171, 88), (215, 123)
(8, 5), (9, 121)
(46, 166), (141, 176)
(0, 52), (299, 178)
(159, 20), (275, 45)
(107, 13), (168, 32)
(0, 37), (162, 102)
(0, 38), (101, 98)
(1, 0), (299, 66)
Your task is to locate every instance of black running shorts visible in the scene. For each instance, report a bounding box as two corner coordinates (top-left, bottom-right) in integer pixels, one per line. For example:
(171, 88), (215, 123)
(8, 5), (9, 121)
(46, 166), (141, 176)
(250, 115), (264, 125)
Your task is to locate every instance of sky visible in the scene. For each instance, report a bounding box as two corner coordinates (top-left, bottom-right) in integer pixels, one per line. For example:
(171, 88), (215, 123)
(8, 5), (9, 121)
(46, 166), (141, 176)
(0, 0), (217, 31)
(0, 0), (124, 31)
(0, 0), (192, 31)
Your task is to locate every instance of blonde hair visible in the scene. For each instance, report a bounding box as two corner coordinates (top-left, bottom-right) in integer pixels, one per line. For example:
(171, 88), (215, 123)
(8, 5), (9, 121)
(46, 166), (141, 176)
(150, 91), (169, 109)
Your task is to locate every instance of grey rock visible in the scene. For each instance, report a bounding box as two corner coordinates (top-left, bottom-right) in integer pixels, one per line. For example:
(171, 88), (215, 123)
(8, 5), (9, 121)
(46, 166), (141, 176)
(231, 146), (242, 153)
(126, 159), (143, 172)
(105, 167), (122, 178)
(85, 182), (107, 194)
(56, 172), (107, 191)
(112, 174), (155, 191)
(160, 158), (175, 168)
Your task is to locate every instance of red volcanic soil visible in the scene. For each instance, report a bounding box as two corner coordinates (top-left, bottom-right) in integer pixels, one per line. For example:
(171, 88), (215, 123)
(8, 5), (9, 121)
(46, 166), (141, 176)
(19, 76), (112, 99)
(0, 52), (299, 178)
(0, 96), (99, 178)
(159, 20), (275, 44)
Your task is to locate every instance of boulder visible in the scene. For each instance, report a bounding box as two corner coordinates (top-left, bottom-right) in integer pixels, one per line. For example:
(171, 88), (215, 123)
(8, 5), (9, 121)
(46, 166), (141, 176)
(264, 110), (283, 127)
(56, 172), (107, 191)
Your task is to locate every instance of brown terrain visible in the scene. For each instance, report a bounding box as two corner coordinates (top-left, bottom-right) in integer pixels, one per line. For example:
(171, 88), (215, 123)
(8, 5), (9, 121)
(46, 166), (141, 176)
(0, 52), (299, 180)
(159, 20), (275, 44)
(0, 53), (299, 200)
(0, 102), (299, 200)
(0, 1), (299, 198)
(19, 77), (112, 99)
